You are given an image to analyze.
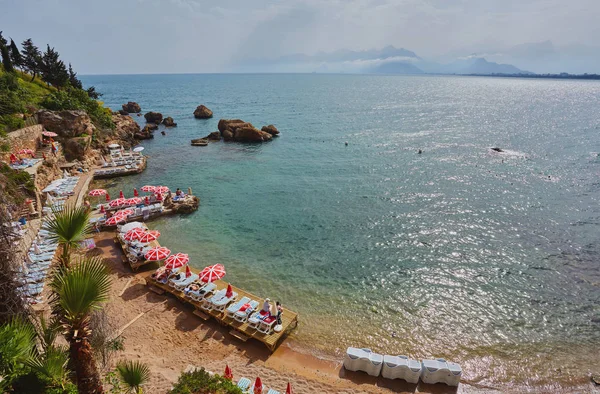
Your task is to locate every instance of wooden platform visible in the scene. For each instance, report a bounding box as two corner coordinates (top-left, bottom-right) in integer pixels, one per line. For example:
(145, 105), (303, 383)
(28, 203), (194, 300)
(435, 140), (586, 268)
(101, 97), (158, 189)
(145, 274), (298, 352)
(116, 226), (160, 271)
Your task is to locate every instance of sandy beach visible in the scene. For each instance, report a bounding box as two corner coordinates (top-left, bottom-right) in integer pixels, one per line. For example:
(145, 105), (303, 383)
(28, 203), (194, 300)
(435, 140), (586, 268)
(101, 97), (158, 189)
(92, 231), (500, 394)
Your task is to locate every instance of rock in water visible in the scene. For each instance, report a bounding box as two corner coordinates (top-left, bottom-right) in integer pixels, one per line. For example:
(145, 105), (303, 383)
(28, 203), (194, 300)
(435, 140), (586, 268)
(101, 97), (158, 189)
(491, 147), (504, 152)
(592, 374), (600, 385)
(193, 105), (213, 119)
(118, 109), (129, 116)
(144, 111), (163, 124)
(162, 116), (177, 127)
(205, 131), (221, 141)
(122, 102), (142, 113)
(261, 124), (280, 136)
(217, 119), (274, 142)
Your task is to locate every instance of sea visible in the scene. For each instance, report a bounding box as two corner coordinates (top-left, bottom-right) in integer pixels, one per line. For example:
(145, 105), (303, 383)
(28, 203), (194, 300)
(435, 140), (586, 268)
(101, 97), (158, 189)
(81, 73), (600, 391)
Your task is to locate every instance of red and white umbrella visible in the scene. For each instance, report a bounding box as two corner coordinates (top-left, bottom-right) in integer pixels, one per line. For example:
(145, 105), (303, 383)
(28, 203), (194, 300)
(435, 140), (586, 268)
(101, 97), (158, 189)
(141, 185), (156, 192)
(125, 197), (142, 206)
(144, 246), (171, 261)
(106, 215), (127, 226)
(119, 190), (124, 199)
(88, 189), (107, 196)
(109, 198), (127, 207)
(155, 186), (169, 194)
(123, 227), (145, 241)
(199, 264), (226, 283)
(115, 208), (134, 217)
(164, 253), (189, 269)
(138, 230), (160, 243)
(253, 377), (263, 394)
(42, 131), (58, 137)
(133, 188), (139, 197)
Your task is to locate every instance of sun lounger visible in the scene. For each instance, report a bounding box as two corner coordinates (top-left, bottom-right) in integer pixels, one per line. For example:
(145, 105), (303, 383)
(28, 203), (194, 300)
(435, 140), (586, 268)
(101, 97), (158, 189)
(236, 377), (251, 391)
(257, 315), (277, 335)
(211, 291), (237, 312)
(266, 389), (280, 394)
(200, 288), (227, 311)
(225, 296), (250, 319)
(189, 282), (216, 301)
(248, 309), (270, 330)
(172, 274), (200, 291)
(233, 300), (259, 323)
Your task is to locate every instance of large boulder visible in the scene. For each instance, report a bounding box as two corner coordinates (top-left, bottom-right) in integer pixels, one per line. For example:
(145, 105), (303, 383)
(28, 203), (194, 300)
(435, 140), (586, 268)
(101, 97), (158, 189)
(111, 114), (140, 145)
(162, 117), (177, 127)
(144, 123), (158, 131)
(36, 110), (96, 139)
(193, 105), (213, 119)
(218, 119), (273, 142)
(122, 102), (142, 113)
(144, 111), (163, 124)
(63, 135), (92, 161)
(261, 124), (280, 136)
(118, 109), (129, 116)
(205, 131), (221, 141)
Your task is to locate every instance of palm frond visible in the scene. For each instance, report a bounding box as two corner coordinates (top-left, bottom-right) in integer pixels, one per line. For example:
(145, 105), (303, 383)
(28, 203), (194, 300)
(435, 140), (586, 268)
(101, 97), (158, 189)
(49, 256), (111, 338)
(0, 319), (37, 389)
(42, 204), (92, 252)
(26, 344), (70, 384)
(36, 315), (61, 353)
(116, 360), (150, 393)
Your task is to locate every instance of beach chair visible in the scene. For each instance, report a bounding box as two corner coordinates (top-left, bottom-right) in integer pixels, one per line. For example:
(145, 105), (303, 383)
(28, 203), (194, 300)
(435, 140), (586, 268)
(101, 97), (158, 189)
(257, 316), (277, 335)
(236, 377), (251, 391)
(266, 389), (280, 394)
(174, 274), (200, 291)
(189, 282), (216, 301)
(225, 296), (250, 319)
(248, 310), (270, 330)
(234, 300), (259, 323)
(200, 289), (227, 311)
(211, 291), (238, 312)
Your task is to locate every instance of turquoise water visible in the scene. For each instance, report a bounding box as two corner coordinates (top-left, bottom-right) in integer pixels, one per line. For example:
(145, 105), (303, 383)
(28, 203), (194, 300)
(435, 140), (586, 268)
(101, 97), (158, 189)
(83, 74), (600, 389)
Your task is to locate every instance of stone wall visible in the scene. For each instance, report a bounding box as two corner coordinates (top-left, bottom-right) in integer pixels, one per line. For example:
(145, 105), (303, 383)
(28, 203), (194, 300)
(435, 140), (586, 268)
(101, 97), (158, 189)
(1, 124), (43, 162)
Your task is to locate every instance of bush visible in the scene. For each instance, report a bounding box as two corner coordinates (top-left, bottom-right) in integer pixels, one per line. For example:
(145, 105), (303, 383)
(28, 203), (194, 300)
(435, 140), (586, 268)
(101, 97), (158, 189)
(0, 163), (36, 197)
(169, 369), (243, 394)
(0, 114), (25, 133)
(41, 86), (114, 129)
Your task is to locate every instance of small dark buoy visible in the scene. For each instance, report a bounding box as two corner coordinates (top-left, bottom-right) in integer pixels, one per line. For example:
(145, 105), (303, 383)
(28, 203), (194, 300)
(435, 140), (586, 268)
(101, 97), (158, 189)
(345, 141), (348, 146)
(418, 149), (422, 154)
(161, 131), (166, 136)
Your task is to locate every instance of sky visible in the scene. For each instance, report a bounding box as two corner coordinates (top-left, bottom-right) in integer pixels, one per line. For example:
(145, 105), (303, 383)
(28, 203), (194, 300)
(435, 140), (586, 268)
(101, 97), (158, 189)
(1, 0), (599, 74)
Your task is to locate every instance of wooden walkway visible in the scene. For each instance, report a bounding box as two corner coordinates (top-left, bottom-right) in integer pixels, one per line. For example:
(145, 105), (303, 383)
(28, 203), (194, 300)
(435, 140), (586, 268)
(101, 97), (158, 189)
(145, 274), (299, 352)
(116, 227), (160, 271)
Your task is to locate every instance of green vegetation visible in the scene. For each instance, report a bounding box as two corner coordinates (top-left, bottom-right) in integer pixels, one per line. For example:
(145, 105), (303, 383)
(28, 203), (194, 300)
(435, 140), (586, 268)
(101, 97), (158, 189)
(115, 360), (151, 393)
(0, 162), (35, 198)
(168, 369), (243, 394)
(0, 33), (112, 133)
(43, 205), (92, 266)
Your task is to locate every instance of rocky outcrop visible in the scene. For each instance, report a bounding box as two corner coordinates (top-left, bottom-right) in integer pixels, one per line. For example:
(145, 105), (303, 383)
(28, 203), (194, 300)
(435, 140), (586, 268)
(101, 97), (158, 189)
(144, 111), (163, 124)
(165, 195), (200, 213)
(122, 102), (142, 113)
(63, 135), (92, 161)
(205, 131), (221, 141)
(162, 117), (177, 127)
(215, 119), (273, 142)
(193, 105), (213, 119)
(191, 138), (208, 146)
(261, 124), (280, 136)
(36, 110), (96, 139)
(144, 123), (158, 131)
(110, 114), (140, 146)
(135, 124), (156, 140)
(118, 109), (129, 116)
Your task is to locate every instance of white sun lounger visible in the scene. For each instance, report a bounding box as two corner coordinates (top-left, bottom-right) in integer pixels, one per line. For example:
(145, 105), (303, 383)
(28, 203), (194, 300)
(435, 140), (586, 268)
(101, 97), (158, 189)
(257, 315), (277, 335)
(233, 300), (259, 322)
(236, 377), (251, 391)
(173, 274), (199, 291)
(200, 289), (227, 311)
(225, 296), (250, 319)
(188, 282), (216, 301)
(211, 291), (237, 312)
(247, 310), (270, 330)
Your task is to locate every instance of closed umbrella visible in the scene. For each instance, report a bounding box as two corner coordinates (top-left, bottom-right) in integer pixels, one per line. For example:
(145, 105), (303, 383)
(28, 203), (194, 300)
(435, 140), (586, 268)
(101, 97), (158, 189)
(164, 253), (189, 269)
(224, 365), (233, 381)
(144, 246), (171, 261)
(105, 193), (111, 202)
(286, 383), (293, 394)
(123, 227), (145, 241)
(155, 193), (163, 202)
(133, 188), (139, 197)
(199, 264), (226, 283)
(225, 284), (233, 298)
(119, 190), (124, 199)
(253, 377), (263, 394)
(184, 265), (192, 278)
(138, 230), (160, 243)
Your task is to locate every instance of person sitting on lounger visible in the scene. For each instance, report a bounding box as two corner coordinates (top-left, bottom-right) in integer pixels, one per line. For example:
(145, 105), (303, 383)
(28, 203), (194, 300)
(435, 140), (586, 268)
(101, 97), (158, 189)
(262, 298), (271, 315)
(184, 282), (201, 295)
(175, 188), (182, 196)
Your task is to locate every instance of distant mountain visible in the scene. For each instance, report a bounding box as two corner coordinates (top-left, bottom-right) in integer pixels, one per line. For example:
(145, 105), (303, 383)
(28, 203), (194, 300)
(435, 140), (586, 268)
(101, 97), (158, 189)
(369, 61), (424, 74)
(459, 57), (532, 74)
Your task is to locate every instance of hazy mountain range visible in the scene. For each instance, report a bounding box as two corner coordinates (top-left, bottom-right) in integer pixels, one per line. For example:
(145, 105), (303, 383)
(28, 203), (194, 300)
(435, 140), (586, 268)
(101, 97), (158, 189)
(232, 41), (600, 75)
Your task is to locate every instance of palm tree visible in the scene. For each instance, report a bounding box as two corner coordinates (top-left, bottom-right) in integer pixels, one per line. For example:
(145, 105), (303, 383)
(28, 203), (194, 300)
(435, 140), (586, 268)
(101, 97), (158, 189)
(0, 319), (36, 391)
(43, 205), (92, 266)
(49, 256), (111, 394)
(116, 360), (151, 393)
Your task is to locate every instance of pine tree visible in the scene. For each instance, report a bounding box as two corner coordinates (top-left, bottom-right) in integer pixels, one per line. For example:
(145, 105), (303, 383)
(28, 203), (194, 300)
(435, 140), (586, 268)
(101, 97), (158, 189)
(41, 45), (69, 89)
(9, 39), (22, 69)
(86, 86), (102, 99)
(0, 31), (13, 73)
(68, 63), (82, 89)
(21, 38), (42, 81)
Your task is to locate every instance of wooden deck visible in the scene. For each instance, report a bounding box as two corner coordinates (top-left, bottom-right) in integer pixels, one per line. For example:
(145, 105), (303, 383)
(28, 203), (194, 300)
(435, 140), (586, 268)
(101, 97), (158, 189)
(145, 274), (299, 352)
(116, 226), (160, 271)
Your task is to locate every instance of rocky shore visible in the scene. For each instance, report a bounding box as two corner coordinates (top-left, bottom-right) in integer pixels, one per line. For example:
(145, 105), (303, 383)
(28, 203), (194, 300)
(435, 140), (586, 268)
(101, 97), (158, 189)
(195, 119), (280, 143)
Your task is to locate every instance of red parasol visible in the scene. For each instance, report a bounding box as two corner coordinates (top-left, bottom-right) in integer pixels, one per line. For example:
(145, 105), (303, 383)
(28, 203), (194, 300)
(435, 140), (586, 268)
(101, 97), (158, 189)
(155, 193), (163, 201)
(9, 153), (17, 163)
(18, 148), (34, 155)
(109, 198), (127, 207)
(138, 230), (160, 243)
(144, 246), (171, 261)
(105, 193), (111, 202)
(115, 208), (133, 217)
(100, 205), (105, 213)
(164, 253), (189, 269)
(253, 377), (263, 394)
(119, 190), (124, 199)
(106, 215), (127, 226)
(224, 365), (233, 381)
(184, 265), (192, 278)
(88, 189), (107, 196)
(144, 196), (150, 205)
(141, 185), (156, 192)
(199, 264), (226, 283)
(225, 283), (233, 298)
(133, 188), (139, 197)
(125, 197), (142, 206)
(123, 227), (145, 241)
(286, 382), (293, 394)
(155, 186), (170, 194)
(42, 131), (58, 137)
